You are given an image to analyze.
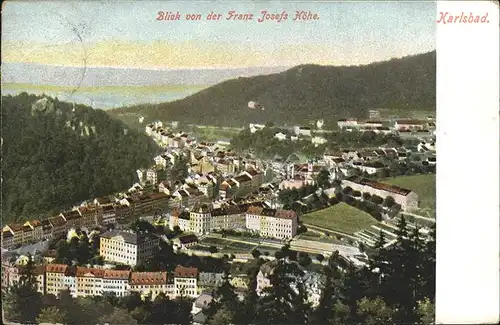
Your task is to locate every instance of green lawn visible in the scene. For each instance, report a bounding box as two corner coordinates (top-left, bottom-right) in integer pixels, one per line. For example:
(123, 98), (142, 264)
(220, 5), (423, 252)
(300, 203), (379, 234)
(383, 174), (436, 218)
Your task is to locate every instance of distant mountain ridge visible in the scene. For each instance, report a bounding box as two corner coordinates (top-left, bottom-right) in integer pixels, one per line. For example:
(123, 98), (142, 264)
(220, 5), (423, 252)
(108, 51), (436, 127)
(1, 62), (290, 86)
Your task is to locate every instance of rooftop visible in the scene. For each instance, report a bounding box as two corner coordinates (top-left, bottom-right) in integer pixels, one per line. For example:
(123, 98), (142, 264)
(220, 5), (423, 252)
(174, 266), (198, 278)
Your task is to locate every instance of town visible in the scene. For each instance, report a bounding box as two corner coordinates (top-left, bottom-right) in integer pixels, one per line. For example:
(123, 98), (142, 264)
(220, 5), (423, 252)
(1, 110), (436, 324)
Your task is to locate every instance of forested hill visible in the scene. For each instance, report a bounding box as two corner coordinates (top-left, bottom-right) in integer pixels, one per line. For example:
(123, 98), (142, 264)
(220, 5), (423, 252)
(2, 93), (160, 223)
(109, 51), (436, 127)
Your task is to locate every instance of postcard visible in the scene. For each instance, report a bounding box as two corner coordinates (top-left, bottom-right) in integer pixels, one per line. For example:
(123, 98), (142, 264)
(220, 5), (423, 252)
(1, 1), (498, 325)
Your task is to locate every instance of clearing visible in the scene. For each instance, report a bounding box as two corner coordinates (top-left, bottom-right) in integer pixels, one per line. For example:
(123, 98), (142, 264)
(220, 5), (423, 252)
(383, 174), (436, 218)
(300, 203), (379, 234)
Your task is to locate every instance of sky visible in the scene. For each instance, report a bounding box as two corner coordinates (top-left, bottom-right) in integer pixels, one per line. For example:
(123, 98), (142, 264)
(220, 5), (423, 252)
(2, 1), (436, 69)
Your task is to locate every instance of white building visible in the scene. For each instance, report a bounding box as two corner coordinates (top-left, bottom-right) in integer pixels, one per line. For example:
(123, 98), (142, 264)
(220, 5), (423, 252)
(311, 136), (327, 146)
(245, 207), (297, 239)
(99, 230), (160, 266)
(337, 119), (358, 129)
(174, 266), (199, 298)
(102, 269), (130, 297)
(274, 132), (287, 141)
(249, 123), (266, 133)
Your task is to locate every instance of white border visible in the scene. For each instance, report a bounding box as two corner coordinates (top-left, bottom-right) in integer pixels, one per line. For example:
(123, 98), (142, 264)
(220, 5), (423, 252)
(436, 1), (499, 323)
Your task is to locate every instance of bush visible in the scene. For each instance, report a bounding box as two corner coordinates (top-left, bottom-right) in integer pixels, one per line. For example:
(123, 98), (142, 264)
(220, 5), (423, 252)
(371, 195), (383, 205)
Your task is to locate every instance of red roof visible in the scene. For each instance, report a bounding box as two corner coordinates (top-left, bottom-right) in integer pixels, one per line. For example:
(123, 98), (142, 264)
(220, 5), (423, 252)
(274, 210), (297, 220)
(174, 266), (198, 278)
(49, 216), (67, 227)
(76, 267), (106, 278)
(130, 272), (167, 285)
(104, 269), (130, 280)
(46, 264), (68, 274)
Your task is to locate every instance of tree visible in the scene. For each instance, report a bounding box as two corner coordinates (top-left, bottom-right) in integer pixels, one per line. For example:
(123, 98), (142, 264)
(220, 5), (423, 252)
(255, 260), (311, 325)
(99, 308), (138, 325)
(357, 297), (396, 325)
(416, 298), (435, 325)
(343, 186), (353, 195)
(316, 170), (331, 189)
(251, 249), (261, 259)
(383, 196), (396, 208)
(37, 306), (68, 324)
(3, 254), (42, 324)
(208, 306), (236, 325)
(371, 195), (383, 205)
(298, 252), (312, 268)
(170, 155), (189, 182)
(352, 190), (362, 197)
(205, 272), (242, 324)
(316, 254), (325, 262)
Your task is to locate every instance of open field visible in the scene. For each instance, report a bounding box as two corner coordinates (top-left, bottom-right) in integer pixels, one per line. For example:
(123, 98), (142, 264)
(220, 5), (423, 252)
(188, 126), (241, 142)
(376, 108), (435, 119)
(300, 203), (379, 234)
(383, 174), (436, 218)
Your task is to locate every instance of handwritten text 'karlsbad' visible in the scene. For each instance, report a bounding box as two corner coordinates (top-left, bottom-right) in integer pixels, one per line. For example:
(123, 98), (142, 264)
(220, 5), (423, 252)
(437, 12), (489, 24)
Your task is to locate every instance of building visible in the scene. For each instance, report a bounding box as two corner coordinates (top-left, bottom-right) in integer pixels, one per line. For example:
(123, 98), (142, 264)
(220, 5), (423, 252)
(192, 293), (213, 315)
(40, 219), (54, 241)
(23, 219), (44, 242)
(274, 132), (287, 141)
(311, 136), (327, 146)
(100, 230), (160, 266)
(102, 269), (131, 297)
(351, 161), (386, 175)
(45, 264), (69, 296)
(60, 210), (82, 229)
(245, 207), (298, 239)
(75, 267), (105, 297)
(341, 177), (419, 211)
(256, 260), (322, 307)
(337, 119), (358, 129)
(169, 210), (192, 232)
(198, 272), (224, 293)
(394, 119), (426, 131)
(294, 126), (312, 137)
(1, 230), (15, 250)
(173, 234), (199, 249)
(77, 206), (102, 229)
(174, 266), (199, 298)
(129, 271), (174, 300)
(101, 205), (118, 225)
(3, 224), (24, 247)
(249, 123), (265, 133)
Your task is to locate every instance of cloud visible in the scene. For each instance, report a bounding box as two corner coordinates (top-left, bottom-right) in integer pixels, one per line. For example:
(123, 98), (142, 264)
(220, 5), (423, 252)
(2, 40), (429, 69)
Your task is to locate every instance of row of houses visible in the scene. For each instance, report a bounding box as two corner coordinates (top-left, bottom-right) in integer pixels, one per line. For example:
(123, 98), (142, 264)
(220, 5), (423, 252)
(1, 192), (173, 251)
(219, 167), (267, 199)
(145, 123), (193, 149)
(1, 263), (199, 301)
(337, 118), (435, 132)
(169, 202), (298, 239)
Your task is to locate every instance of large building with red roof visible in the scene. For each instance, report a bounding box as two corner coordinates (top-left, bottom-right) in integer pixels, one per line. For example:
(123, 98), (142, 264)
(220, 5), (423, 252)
(342, 177), (419, 211)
